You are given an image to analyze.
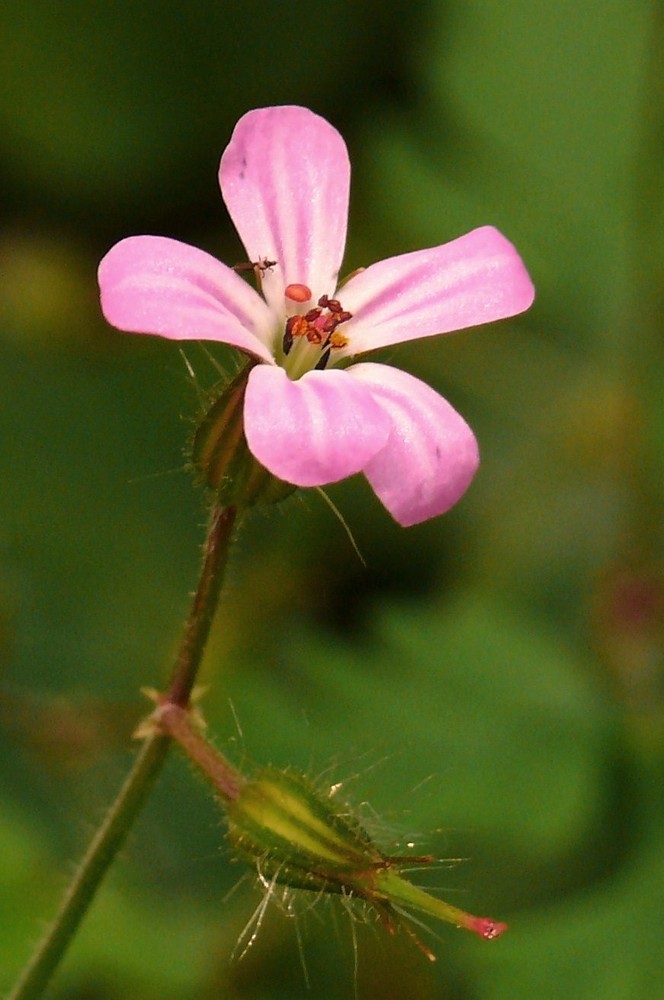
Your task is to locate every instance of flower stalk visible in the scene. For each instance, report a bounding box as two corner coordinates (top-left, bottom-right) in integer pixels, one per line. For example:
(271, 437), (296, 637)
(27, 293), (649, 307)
(148, 697), (245, 802)
(7, 503), (238, 1000)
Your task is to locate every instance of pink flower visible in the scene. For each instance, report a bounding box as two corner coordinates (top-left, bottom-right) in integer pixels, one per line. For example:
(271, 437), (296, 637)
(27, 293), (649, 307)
(98, 106), (534, 526)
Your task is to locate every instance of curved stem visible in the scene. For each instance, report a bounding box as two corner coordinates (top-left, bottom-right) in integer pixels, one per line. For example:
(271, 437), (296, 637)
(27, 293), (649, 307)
(7, 503), (238, 1000)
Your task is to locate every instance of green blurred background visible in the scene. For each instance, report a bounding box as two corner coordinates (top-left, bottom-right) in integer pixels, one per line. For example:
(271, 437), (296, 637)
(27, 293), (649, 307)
(1, 1), (663, 997)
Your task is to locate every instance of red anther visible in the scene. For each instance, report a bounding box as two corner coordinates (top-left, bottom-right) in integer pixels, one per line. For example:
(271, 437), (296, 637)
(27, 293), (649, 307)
(285, 283), (312, 303)
(286, 315), (309, 339)
(321, 315), (339, 333)
(304, 307), (322, 322)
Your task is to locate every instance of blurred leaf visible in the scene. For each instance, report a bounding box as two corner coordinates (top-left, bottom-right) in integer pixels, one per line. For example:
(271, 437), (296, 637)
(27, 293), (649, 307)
(219, 588), (616, 864)
(0, 0), (391, 217)
(0, 802), (54, 972)
(357, 0), (650, 335)
(469, 797), (664, 1000)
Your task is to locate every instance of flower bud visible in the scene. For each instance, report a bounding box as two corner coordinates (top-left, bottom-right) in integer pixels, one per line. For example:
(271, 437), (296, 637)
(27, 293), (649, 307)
(227, 767), (381, 893)
(226, 767), (507, 949)
(192, 364), (296, 508)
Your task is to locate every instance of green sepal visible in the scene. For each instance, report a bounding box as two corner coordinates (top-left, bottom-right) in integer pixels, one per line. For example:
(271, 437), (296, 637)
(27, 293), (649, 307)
(227, 768), (383, 893)
(191, 364), (297, 508)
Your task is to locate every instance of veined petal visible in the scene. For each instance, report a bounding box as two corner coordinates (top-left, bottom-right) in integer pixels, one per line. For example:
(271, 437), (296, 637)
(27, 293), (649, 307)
(219, 106), (350, 318)
(339, 226), (535, 355)
(244, 366), (390, 488)
(98, 235), (276, 362)
(347, 363), (479, 526)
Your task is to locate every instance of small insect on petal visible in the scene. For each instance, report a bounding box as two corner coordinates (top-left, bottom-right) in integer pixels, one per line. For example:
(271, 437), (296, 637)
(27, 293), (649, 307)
(285, 283), (312, 303)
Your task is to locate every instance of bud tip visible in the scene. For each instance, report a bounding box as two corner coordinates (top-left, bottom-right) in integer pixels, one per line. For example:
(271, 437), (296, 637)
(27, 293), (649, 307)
(467, 917), (508, 940)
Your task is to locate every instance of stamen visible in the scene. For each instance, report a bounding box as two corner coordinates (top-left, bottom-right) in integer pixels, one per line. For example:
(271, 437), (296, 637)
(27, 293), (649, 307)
(283, 315), (310, 355)
(328, 331), (349, 349)
(318, 296), (343, 313)
(283, 327), (293, 355)
(321, 315), (339, 333)
(281, 292), (353, 369)
(285, 283), (312, 303)
(315, 347), (331, 371)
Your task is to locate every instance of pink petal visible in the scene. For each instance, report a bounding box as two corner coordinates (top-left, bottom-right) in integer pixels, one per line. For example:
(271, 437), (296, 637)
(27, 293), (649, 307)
(244, 366), (390, 487)
(219, 106), (350, 318)
(339, 226), (535, 355)
(98, 235), (276, 362)
(347, 363), (479, 526)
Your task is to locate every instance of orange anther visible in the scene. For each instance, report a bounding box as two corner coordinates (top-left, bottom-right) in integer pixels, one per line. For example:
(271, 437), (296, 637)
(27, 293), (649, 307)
(284, 283), (312, 303)
(328, 332), (349, 349)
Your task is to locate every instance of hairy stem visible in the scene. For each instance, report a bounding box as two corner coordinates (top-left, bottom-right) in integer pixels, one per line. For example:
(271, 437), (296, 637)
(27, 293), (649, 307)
(167, 504), (238, 706)
(156, 700), (245, 802)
